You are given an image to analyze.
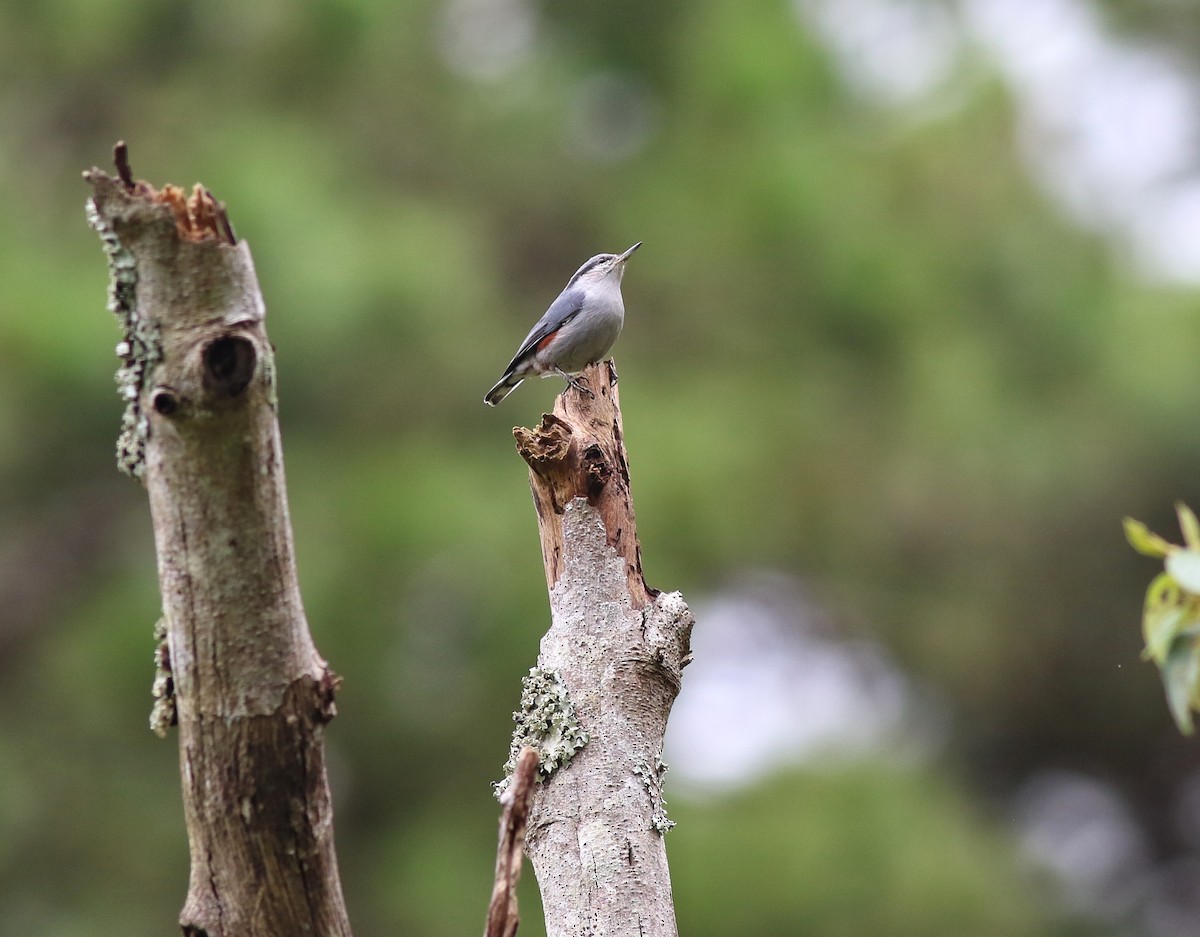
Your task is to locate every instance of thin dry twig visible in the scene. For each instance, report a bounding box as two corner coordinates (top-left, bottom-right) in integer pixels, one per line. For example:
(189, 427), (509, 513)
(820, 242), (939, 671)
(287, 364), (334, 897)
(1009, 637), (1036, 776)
(114, 140), (135, 190)
(485, 747), (540, 937)
(207, 188), (238, 245)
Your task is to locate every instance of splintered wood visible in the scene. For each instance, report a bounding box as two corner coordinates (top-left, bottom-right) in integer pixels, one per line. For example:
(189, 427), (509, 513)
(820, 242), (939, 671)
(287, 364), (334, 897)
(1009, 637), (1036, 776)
(513, 361), (655, 607)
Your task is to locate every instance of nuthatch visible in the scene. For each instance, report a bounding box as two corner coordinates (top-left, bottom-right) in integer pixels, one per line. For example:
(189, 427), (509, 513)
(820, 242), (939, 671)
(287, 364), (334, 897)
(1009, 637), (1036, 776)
(485, 242), (641, 406)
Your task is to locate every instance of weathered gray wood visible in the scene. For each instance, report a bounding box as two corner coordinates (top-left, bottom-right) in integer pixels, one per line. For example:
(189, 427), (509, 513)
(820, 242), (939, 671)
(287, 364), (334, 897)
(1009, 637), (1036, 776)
(85, 156), (352, 937)
(506, 363), (694, 937)
(485, 746), (540, 937)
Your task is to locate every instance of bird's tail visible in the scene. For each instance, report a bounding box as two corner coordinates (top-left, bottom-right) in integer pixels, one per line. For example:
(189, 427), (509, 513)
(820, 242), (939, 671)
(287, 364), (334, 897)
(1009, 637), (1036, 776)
(484, 373), (524, 406)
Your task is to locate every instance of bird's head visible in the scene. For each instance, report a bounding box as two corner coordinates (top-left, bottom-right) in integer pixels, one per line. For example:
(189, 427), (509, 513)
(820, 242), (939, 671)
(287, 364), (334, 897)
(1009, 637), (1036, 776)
(567, 242), (641, 288)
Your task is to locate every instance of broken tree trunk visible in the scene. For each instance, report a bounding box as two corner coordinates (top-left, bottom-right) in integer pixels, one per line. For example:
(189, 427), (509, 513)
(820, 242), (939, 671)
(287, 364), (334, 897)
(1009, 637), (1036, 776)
(502, 361), (695, 937)
(84, 147), (352, 937)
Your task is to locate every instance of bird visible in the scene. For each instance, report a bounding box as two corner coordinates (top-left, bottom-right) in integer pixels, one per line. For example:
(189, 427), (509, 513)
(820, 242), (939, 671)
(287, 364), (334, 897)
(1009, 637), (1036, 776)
(485, 242), (641, 406)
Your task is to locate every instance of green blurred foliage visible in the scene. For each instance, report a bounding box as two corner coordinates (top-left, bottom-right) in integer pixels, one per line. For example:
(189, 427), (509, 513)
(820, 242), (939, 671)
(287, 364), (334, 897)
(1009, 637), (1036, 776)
(1125, 506), (1200, 734)
(1, 0), (1196, 933)
(671, 769), (1057, 937)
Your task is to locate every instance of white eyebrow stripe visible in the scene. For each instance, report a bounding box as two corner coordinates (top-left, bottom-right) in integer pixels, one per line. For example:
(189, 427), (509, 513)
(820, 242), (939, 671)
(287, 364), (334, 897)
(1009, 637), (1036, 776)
(566, 254), (615, 288)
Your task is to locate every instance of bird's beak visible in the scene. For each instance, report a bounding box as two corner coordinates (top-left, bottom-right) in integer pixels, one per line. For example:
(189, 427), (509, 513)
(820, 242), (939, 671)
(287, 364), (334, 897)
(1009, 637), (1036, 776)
(618, 242), (642, 263)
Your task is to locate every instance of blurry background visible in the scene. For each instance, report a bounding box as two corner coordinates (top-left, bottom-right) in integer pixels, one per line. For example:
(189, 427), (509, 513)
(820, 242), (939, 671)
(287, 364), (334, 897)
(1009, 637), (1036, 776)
(2, 0), (1200, 934)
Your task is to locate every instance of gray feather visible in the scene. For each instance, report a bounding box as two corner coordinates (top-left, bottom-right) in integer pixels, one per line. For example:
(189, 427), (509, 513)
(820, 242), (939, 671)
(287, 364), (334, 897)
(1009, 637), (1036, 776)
(501, 288), (586, 376)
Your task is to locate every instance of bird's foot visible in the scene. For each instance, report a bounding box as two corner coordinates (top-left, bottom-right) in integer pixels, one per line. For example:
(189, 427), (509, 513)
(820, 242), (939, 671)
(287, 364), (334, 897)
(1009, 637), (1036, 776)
(558, 370), (594, 399)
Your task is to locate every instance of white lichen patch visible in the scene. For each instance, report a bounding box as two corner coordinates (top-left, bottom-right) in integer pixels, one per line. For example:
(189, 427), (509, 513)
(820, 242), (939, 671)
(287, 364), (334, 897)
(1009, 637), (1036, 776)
(149, 616), (176, 737)
(260, 340), (279, 410)
(86, 197), (161, 479)
(634, 756), (675, 834)
(496, 666), (589, 798)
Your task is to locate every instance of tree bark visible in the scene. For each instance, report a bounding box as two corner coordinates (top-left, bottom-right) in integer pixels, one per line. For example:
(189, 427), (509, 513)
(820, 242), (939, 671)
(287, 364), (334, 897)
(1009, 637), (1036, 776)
(505, 362), (695, 937)
(84, 151), (352, 937)
(484, 746), (540, 937)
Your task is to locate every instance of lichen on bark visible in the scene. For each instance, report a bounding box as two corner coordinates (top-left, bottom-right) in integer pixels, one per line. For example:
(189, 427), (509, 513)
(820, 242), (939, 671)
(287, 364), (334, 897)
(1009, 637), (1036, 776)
(149, 615), (176, 737)
(497, 666), (590, 798)
(634, 757), (675, 835)
(86, 195), (161, 479)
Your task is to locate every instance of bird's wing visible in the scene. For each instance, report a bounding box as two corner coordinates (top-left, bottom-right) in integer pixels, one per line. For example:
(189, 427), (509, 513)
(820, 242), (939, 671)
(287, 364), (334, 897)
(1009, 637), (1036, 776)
(501, 288), (585, 374)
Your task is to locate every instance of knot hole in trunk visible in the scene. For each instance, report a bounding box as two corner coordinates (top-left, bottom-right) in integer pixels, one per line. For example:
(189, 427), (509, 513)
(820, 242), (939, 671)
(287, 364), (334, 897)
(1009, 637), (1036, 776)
(203, 335), (256, 398)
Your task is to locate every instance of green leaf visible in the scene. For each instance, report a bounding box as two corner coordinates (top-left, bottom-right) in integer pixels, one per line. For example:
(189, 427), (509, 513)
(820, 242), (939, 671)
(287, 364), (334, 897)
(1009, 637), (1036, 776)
(1179, 503), (1200, 551)
(1142, 572), (1189, 665)
(1123, 517), (1173, 558)
(1167, 551), (1200, 594)
(1161, 635), (1200, 735)
(1143, 601), (1188, 665)
(1145, 570), (1180, 608)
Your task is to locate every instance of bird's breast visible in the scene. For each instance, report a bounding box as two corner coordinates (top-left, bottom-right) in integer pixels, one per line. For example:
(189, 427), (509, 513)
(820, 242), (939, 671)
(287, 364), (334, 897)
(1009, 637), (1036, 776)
(537, 298), (624, 373)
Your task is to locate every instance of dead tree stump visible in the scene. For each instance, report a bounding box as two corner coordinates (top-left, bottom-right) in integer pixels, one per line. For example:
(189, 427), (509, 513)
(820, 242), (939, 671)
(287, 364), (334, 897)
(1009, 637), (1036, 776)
(84, 146), (352, 937)
(502, 361), (695, 937)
